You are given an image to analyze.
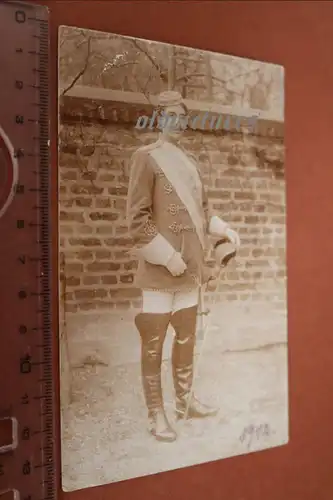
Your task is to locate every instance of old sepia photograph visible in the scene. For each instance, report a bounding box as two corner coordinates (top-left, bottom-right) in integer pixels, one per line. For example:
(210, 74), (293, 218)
(58, 26), (287, 491)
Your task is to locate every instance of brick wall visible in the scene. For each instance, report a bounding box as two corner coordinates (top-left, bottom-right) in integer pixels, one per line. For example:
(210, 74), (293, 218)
(59, 116), (285, 315)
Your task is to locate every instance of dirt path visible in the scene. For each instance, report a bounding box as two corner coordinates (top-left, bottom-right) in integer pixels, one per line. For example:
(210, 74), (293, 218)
(60, 302), (288, 490)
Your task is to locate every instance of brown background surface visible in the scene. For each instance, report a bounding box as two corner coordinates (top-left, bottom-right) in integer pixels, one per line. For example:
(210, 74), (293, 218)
(34, 0), (333, 498)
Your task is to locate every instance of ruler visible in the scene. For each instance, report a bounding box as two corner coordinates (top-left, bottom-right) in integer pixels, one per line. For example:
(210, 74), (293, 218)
(0, 2), (56, 500)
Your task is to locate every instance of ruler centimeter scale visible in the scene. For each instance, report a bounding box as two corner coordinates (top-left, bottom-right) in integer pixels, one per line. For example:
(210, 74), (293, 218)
(0, 2), (55, 500)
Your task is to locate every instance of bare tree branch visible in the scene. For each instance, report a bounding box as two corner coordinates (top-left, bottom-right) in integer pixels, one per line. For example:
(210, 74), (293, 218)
(132, 72), (154, 105)
(130, 38), (163, 75)
(62, 36), (92, 96)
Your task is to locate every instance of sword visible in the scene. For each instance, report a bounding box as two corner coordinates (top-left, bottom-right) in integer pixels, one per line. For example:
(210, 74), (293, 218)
(180, 266), (224, 422)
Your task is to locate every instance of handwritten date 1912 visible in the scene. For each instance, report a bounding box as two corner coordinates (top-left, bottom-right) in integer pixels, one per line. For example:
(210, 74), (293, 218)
(239, 423), (273, 450)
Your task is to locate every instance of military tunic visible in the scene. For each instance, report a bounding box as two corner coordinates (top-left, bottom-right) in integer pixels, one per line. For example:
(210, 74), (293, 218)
(126, 139), (219, 292)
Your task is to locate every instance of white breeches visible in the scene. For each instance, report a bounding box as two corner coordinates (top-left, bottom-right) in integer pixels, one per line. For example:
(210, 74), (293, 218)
(142, 288), (199, 314)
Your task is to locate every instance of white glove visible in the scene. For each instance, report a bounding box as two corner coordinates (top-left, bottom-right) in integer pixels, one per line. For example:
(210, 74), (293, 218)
(225, 227), (241, 247)
(166, 251), (187, 277)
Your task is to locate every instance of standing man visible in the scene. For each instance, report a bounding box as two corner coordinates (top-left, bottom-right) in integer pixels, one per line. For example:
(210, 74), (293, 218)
(126, 90), (240, 443)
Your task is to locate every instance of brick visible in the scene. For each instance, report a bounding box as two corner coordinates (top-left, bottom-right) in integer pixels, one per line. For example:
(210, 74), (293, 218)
(61, 199), (74, 208)
(78, 302), (96, 312)
(262, 227), (275, 234)
(234, 191), (256, 201)
(66, 276), (80, 287)
(259, 193), (283, 204)
(59, 211), (85, 223)
(59, 153), (79, 167)
(74, 289), (108, 300)
(270, 215), (285, 224)
(65, 303), (78, 313)
(60, 225), (74, 234)
(75, 250), (94, 260)
(101, 275), (118, 285)
(96, 226), (114, 235)
(264, 248), (279, 257)
(69, 238), (101, 247)
(114, 199), (127, 211)
(250, 170), (273, 179)
(86, 262), (120, 272)
(81, 171), (97, 181)
(94, 250), (112, 260)
(224, 271), (239, 280)
(227, 155), (238, 166)
(105, 237), (133, 247)
(108, 186), (128, 196)
(74, 198), (93, 208)
(98, 173), (116, 182)
(71, 185), (104, 195)
(244, 215), (259, 225)
(89, 212), (119, 222)
(120, 274), (134, 284)
(225, 293), (238, 301)
(83, 276), (101, 285)
(246, 259), (270, 268)
(59, 185), (67, 195)
(63, 291), (73, 301)
(91, 301), (115, 311)
(237, 248), (251, 258)
(237, 202), (254, 212)
(76, 225), (94, 235)
(252, 204), (266, 213)
(116, 226), (130, 235)
(252, 248), (265, 258)
(95, 198), (113, 209)
(110, 288), (141, 299)
(124, 260), (138, 271)
(228, 214), (244, 223)
(244, 215), (268, 224)
(117, 174), (130, 183)
(61, 170), (77, 181)
(113, 300), (131, 309)
(207, 190), (232, 199)
(65, 263), (83, 273)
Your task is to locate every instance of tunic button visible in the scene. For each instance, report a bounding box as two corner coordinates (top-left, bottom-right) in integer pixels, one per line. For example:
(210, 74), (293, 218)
(169, 222), (181, 234)
(168, 204), (178, 215)
(164, 183), (173, 195)
(168, 204), (187, 215)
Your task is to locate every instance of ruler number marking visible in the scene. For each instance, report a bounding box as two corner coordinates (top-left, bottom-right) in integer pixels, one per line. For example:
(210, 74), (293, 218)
(21, 393), (30, 405)
(14, 148), (24, 158)
(20, 354), (32, 374)
(15, 10), (26, 23)
(15, 183), (25, 194)
(18, 255), (26, 264)
(19, 325), (28, 334)
(22, 460), (31, 475)
(22, 427), (31, 440)
(16, 115), (25, 125)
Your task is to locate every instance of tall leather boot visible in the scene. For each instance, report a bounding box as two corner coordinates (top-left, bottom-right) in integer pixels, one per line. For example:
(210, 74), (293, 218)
(171, 305), (219, 420)
(135, 312), (177, 443)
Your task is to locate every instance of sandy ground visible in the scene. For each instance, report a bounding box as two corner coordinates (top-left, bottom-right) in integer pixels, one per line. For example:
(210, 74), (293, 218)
(60, 301), (289, 491)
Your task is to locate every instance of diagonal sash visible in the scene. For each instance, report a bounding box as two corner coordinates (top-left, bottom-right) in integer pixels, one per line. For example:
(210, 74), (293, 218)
(149, 141), (206, 249)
